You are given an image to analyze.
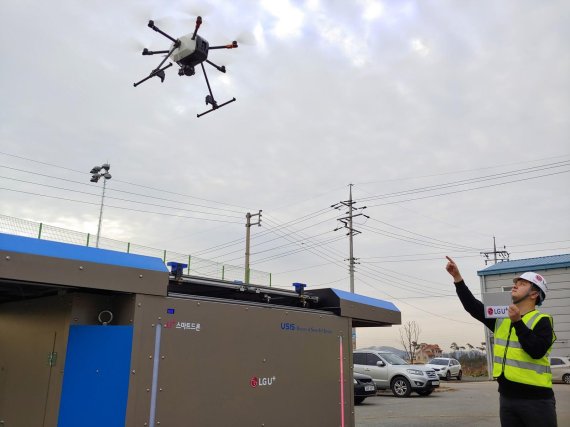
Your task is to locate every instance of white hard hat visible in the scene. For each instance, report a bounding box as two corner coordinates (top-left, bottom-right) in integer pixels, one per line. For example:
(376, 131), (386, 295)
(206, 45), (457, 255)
(513, 272), (548, 304)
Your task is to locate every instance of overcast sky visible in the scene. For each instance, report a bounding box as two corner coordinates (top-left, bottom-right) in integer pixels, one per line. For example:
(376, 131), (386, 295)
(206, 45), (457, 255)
(1, 0), (569, 350)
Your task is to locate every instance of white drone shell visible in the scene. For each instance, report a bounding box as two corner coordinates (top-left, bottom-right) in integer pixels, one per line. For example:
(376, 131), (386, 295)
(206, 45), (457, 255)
(171, 34), (209, 65)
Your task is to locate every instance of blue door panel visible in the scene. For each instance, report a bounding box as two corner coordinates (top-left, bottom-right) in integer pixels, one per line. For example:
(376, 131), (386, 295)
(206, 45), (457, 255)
(58, 325), (133, 427)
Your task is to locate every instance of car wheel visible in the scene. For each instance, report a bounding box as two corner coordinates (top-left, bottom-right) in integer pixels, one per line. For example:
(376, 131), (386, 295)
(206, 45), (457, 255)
(445, 370), (451, 381)
(563, 374), (570, 384)
(355, 396), (366, 405)
(391, 377), (412, 397)
(417, 389), (433, 396)
(457, 370), (462, 381)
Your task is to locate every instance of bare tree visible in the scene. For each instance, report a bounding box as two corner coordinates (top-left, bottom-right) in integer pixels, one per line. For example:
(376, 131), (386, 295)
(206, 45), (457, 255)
(399, 321), (421, 364)
(450, 342), (459, 351)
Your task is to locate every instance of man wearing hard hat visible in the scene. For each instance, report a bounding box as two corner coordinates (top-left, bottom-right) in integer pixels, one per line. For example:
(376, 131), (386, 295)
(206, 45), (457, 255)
(445, 256), (557, 427)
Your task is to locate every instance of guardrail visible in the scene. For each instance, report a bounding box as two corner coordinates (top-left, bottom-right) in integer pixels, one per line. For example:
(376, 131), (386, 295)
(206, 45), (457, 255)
(0, 214), (271, 286)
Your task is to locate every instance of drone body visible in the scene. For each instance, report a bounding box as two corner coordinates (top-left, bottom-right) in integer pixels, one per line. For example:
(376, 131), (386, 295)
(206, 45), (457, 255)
(134, 17), (238, 117)
(172, 34), (209, 76)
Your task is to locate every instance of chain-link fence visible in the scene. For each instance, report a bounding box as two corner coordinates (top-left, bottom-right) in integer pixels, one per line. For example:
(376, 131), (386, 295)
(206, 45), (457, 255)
(0, 214), (272, 286)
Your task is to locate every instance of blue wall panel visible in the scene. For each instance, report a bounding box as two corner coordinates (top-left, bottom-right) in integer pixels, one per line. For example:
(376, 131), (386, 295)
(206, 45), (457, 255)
(58, 326), (133, 427)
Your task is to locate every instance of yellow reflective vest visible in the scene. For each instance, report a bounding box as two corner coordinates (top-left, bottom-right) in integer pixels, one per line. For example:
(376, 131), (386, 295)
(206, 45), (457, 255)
(493, 310), (554, 388)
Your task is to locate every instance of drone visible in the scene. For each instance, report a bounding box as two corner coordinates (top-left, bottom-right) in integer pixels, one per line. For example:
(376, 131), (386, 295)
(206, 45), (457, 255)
(134, 17), (238, 117)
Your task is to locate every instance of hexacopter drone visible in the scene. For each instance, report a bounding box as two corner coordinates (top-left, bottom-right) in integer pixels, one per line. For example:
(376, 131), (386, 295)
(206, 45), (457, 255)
(133, 17), (238, 117)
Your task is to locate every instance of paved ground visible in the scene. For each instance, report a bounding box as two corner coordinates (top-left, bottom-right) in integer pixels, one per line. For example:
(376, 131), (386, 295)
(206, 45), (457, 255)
(355, 380), (570, 426)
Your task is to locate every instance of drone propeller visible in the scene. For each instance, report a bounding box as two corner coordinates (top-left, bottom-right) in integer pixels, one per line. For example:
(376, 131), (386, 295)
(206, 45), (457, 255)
(126, 38), (147, 53)
(234, 30), (257, 46)
(183, 4), (213, 19)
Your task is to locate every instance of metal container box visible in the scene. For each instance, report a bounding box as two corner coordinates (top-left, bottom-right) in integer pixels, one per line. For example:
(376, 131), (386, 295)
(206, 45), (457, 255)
(0, 233), (400, 427)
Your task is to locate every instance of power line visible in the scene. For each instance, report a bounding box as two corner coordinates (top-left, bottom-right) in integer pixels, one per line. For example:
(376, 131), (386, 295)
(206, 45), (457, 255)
(356, 276), (475, 325)
(360, 223), (482, 252)
(191, 209), (336, 256)
(0, 165), (245, 215)
(272, 262), (333, 275)
(0, 151), (251, 211)
(363, 254), (482, 263)
(355, 154), (570, 185)
(366, 168), (570, 208)
(0, 176), (244, 219)
(252, 217), (347, 270)
(368, 217), (479, 250)
(0, 187), (243, 224)
(191, 218), (335, 260)
(359, 160), (570, 203)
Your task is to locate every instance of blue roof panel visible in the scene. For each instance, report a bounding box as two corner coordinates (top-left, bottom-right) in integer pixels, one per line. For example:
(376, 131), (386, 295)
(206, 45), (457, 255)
(0, 232), (168, 272)
(331, 288), (400, 312)
(478, 254), (570, 276)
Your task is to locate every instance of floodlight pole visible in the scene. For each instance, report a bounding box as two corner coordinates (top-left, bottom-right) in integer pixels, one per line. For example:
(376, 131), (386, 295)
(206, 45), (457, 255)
(95, 178), (108, 248)
(89, 163), (112, 248)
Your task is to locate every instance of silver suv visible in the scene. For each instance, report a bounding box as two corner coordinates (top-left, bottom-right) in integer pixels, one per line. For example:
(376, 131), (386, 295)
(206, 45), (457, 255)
(353, 350), (439, 397)
(425, 357), (462, 380)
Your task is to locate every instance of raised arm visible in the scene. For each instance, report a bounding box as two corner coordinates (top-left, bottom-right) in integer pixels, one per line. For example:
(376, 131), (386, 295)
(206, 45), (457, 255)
(445, 256), (495, 330)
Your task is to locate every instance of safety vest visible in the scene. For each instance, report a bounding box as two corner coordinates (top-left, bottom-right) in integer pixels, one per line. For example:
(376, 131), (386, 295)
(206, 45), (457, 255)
(492, 310), (554, 388)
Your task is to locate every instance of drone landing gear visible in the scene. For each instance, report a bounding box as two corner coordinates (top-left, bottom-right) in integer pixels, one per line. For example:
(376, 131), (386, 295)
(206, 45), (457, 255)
(133, 63), (173, 87)
(196, 62), (235, 118)
(133, 21), (180, 87)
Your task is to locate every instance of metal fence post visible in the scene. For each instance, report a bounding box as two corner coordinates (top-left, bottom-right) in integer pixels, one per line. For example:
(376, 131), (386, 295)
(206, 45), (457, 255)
(188, 256), (191, 274)
(86, 233), (90, 246)
(127, 242), (130, 253)
(222, 265), (225, 280)
(38, 223), (43, 239)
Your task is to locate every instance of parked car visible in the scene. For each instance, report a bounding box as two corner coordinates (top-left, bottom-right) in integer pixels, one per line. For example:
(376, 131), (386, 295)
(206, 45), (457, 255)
(353, 350), (439, 397)
(354, 372), (377, 404)
(426, 357), (462, 381)
(550, 356), (570, 384)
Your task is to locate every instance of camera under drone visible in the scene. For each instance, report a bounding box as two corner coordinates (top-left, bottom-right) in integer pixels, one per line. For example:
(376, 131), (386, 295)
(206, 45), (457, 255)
(133, 17), (238, 117)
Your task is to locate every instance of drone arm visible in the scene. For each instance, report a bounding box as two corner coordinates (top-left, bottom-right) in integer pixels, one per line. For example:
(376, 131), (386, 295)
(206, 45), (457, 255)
(147, 20), (178, 43)
(191, 16), (203, 40)
(133, 63), (173, 87)
(153, 42), (180, 71)
(209, 41), (238, 50)
(133, 39), (179, 87)
(206, 59), (226, 73)
(142, 48), (170, 56)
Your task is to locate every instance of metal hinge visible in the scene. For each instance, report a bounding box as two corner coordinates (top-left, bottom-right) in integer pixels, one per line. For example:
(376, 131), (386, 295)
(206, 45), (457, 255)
(47, 352), (58, 367)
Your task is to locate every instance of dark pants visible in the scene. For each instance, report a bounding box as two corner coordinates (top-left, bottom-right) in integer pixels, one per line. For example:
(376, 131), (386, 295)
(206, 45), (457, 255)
(500, 395), (557, 427)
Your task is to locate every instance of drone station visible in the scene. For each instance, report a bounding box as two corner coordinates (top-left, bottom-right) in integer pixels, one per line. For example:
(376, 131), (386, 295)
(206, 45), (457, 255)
(0, 232), (400, 426)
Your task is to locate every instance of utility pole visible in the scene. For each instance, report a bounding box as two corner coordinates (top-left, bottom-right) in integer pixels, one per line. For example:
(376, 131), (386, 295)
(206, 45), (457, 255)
(332, 185), (369, 350)
(332, 184), (369, 293)
(480, 236), (510, 265)
(244, 210), (262, 284)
